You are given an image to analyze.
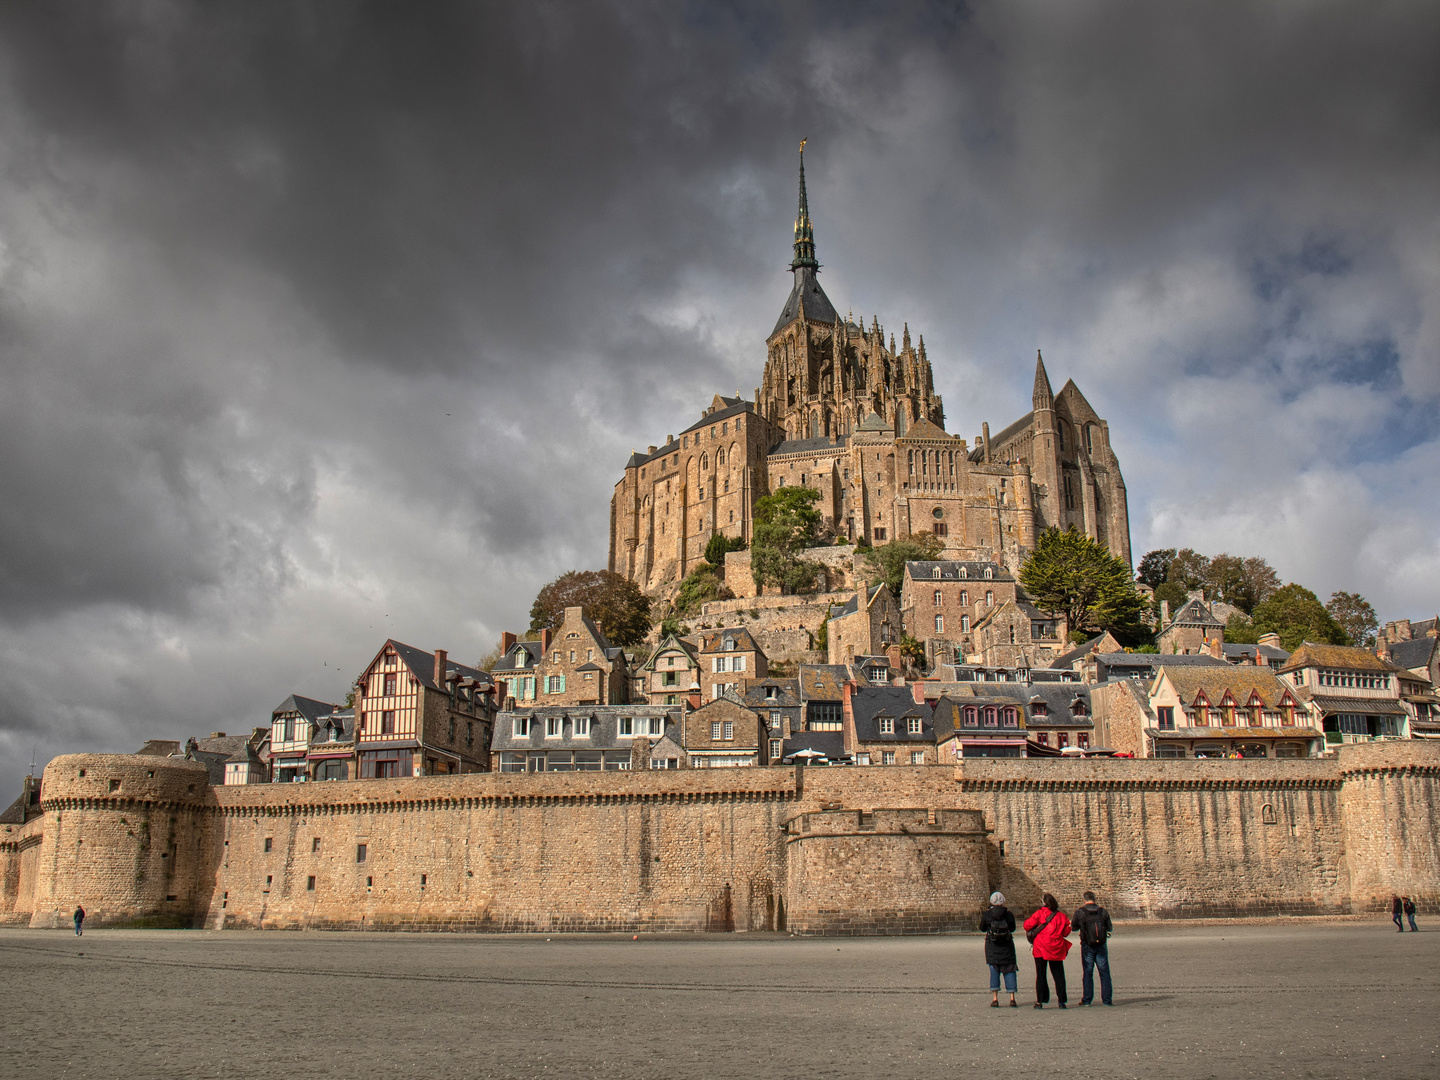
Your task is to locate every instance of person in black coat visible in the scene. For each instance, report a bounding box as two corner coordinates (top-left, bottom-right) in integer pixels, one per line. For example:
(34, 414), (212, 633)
(1392, 896), (1404, 932)
(980, 891), (1019, 1007)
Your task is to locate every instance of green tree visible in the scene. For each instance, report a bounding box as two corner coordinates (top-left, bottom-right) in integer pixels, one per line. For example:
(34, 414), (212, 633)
(704, 531), (747, 567)
(751, 487), (825, 594)
(1020, 526), (1147, 636)
(672, 563), (732, 617)
(1152, 580), (1189, 621)
(1167, 548), (1211, 594)
(814, 618), (829, 652)
(529, 569), (652, 647)
(860, 531), (945, 593)
(1249, 584), (1347, 652)
(1206, 553), (1281, 614)
(1224, 613), (1259, 645)
(1136, 548), (1176, 590)
(1326, 591), (1379, 647)
(898, 633), (926, 670)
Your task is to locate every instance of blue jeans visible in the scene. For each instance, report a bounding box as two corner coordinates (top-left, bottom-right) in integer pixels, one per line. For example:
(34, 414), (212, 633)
(1408, 913), (1418, 931)
(1081, 942), (1112, 1004)
(988, 964), (1017, 993)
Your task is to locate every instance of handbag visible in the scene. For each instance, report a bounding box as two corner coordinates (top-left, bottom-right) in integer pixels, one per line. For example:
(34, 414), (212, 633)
(1026, 908), (1058, 945)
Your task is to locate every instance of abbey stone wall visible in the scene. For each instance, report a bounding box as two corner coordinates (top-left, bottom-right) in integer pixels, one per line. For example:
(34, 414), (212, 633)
(5, 742), (1439, 933)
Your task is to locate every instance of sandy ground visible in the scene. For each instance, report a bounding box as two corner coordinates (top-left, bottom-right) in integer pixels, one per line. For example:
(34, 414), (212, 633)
(0, 921), (1435, 1079)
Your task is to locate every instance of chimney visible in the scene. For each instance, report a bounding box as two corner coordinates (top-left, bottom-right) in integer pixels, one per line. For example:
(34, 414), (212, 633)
(1160, 600), (1171, 626)
(434, 649), (448, 686)
(540, 627), (552, 655)
(500, 632), (516, 654)
(1258, 632), (1281, 649)
(1376, 639), (1391, 662)
(505, 695), (517, 712)
(911, 682), (927, 705)
(1205, 636), (1224, 660)
(982, 422), (991, 463)
(687, 690), (702, 711)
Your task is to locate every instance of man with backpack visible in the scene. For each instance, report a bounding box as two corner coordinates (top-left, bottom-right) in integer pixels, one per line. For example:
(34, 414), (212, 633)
(1072, 891), (1113, 1006)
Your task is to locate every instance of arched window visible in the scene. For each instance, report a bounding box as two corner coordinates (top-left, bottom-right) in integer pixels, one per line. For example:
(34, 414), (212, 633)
(932, 567), (941, 579)
(700, 453), (708, 471)
(960, 590), (968, 606)
(984, 567), (994, 579)
(1084, 424), (1094, 455)
(964, 707), (977, 726)
(1057, 421), (1067, 452)
(1002, 708), (1017, 727)
(983, 707), (998, 727)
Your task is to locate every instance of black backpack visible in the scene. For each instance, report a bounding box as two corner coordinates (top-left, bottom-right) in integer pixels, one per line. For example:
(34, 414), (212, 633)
(1080, 907), (1108, 945)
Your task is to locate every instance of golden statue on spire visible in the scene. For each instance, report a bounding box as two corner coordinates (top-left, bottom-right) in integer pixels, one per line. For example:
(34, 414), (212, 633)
(799, 137), (806, 153)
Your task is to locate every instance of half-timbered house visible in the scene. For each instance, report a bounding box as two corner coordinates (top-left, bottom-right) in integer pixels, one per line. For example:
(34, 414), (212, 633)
(354, 640), (495, 778)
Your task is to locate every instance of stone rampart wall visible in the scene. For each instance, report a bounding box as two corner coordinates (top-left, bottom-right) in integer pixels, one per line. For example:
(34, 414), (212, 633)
(11, 742), (1440, 933)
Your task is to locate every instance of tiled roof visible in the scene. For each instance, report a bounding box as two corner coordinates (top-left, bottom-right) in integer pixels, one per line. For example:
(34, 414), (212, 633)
(1279, 642), (1402, 675)
(741, 679), (802, 708)
(770, 436), (846, 456)
(390, 639), (491, 691)
(492, 640), (542, 672)
(931, 696), (1029, 738)
(1222, 643), (1291, 663)
(272, 694), (339, 722)
(1158, 667), (1298, 710)
(969, 410), (1034, 461)
(772, 265), (838, 335)
(699, 627), (762, 655)
(798, 665), (851, 701)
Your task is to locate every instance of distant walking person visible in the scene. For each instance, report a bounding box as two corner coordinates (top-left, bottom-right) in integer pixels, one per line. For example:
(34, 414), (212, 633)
(981, 892), (1019, 1008)
(1023, 893), (1072, 1009)
(73, 906), (84, 936)
(1403, 897), (1418, 932)
(1072, 891), (1114, 1006)
(1393, 896), (1404, 932)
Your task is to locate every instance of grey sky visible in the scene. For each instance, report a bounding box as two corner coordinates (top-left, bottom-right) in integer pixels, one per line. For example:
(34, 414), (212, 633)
(1, 1), (1436, 794)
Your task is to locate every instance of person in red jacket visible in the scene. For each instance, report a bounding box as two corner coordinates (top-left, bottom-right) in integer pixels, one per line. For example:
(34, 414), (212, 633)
(1023, 893), (1073, 1009)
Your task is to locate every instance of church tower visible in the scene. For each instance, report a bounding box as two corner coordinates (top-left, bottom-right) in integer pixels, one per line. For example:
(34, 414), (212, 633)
(759, 143), (943, 441)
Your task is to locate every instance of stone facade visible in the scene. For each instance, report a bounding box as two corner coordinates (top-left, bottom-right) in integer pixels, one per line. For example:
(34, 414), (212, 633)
(827, 585), (901, 666)
(696, 628), (768, 702)
(678, 696), (766, 767)
(9, 742), (1440, 932)
(610, 152), (1131, 595)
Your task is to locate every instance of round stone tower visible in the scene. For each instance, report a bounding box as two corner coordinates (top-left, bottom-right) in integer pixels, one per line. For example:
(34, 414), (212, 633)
(29, 754), (216, 929)
(1337, 740), (1440, 913)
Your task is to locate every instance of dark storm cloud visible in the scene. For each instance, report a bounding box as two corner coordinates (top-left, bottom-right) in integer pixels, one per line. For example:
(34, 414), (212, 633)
(0, 1), (1436, 793)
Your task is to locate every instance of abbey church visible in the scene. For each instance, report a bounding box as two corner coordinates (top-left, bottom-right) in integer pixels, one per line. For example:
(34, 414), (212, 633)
(609, 149), (1131, 593)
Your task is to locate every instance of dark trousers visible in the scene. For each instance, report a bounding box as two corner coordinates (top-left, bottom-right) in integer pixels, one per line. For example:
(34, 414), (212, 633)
(1081, 942), (1112, 1004)
(1034, 956), (1066, 1004)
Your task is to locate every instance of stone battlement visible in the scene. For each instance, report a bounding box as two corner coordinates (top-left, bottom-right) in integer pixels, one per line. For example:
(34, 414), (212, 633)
(2, 742), (1438, 933)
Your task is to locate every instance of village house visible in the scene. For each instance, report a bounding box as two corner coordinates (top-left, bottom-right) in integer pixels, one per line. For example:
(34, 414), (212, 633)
(798, 663), (853, 734)
(267, 694), (342, 783)
(353, 640), (494, 778)
(489, 633), (544, 707)
(1278, 642), (1409, 748)
(697, 627), (768, 701)
(490, 705), (679, 772)
(967, 596), (1067, 668)
(306, 708), (355, 780)
(826, 584), (902, 666)
(844, 685), (937, 765)
(1156, 596), (1226, 655)
(635, 632), (700, 705)
(678, 695), (767, 767)
(931, 693), (1028, 759)
(534, 607), (630, 706)
(1140, 666), (1319, 759)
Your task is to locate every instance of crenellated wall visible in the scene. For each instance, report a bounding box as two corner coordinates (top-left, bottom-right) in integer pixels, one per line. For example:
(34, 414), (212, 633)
(5, 742), (1438, 933)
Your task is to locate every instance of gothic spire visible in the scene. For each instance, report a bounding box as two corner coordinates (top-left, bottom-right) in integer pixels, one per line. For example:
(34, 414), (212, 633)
(1032, 349), (1055, 410)
(791, 139), (818, 271)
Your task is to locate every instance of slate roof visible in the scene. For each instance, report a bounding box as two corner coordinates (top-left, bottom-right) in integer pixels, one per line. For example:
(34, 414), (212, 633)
(770, 436), (847, 456)
(1094, 653), (1230, 680)
(1222, 643), (1291, 664)
(931, 696), (1029, 740)
(1157, 667), (1298, 710)
(1389, 637), (1439, 672)
(1162, 598), (1224, 631)
(492, 640), (543, 673)
(388, 639), (492, 691)
(936, 683), (1094, 726)
(897, 417), (952, 442)
(272, 694), (339, 722)
(854, 412), (892, 433)
(680, 398), (750, 438)
(740, 679), (802, 710)
(642, 634), (698, 672)
(905, 560), (1012, 583)
(772, 266), (839, 335)
(1051, 634), (1109, 670)
(969, 411), (1034, 460)
(849, 686), (933, 743)
(699, 627), (763, 655)
(1279, 642), (1402, 675)
(1291, 690), (1408, 716)
(490, 706), (681, 753)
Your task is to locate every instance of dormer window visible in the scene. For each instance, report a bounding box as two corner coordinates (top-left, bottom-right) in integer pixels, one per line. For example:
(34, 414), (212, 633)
(984, 567), (994, 579)
(960, 567), (968, 579)
(932, 567), (941, 579)
(879, 717), (894, 734)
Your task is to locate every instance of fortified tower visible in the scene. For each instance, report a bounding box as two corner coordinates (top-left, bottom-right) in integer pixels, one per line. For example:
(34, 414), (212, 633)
(27, 754), (217, 929)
